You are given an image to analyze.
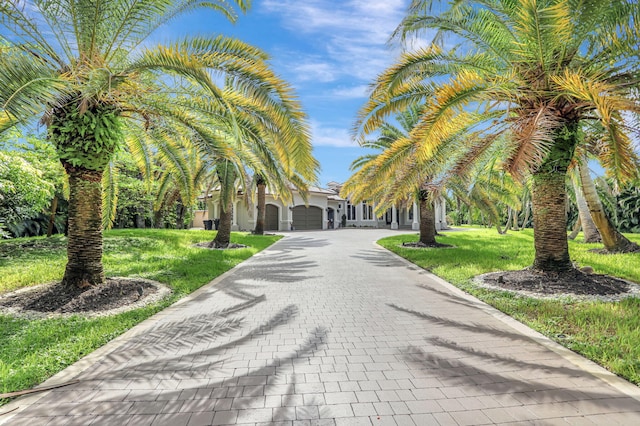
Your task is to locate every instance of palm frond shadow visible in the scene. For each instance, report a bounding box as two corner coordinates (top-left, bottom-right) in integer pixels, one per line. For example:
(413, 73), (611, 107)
(350, 249), (407, 268)
(402, 343), (640, 410)
(239, 260), (320, 283)
(391, 306), (640, 410)
(273, 237), (332, 251)
(91, 303), (299, 380)
(423, 336), (586, 382)
(415, 284), (488, 310)
(387, 303), (535, 344)
(63, 324), (329, 420)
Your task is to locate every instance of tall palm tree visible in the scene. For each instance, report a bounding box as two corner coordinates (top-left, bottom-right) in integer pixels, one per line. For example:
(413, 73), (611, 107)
(253, 173), (268, 235)
(0, 0), (305, 289)
(344, 105), (448, 246)
(357, 0), (640, 273)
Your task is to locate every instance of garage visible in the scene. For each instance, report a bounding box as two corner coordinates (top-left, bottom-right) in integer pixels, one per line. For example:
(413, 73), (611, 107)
(292, 205), (323, 230)
(265, 204), (279, 231)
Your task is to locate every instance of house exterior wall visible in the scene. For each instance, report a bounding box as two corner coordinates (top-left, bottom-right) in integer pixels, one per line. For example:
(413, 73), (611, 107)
(193, 187), (447, 231)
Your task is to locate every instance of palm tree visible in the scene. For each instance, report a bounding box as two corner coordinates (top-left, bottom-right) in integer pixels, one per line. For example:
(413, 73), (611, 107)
(253, 173), (268, 235)
(576, 153), (639, 252)
(0, 0), (305, 288)
(344, 105), (445, 246)
(210, 158), (240, 248)
(357, 0), (640, 273)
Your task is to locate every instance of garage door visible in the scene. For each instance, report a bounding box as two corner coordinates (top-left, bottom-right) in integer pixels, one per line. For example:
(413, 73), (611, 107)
(265, 204), (279, 231)
(292, 206), (322, 230)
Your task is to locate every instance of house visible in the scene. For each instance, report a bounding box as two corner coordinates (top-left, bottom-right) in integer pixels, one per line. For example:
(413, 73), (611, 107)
(192, 181), (447, 231)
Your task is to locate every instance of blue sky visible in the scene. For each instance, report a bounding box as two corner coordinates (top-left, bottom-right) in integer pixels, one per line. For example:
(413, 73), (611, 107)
(163, 0), (411, 186)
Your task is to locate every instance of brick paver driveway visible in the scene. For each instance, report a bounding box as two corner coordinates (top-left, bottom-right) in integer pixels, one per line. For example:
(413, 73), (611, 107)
(3, 229), (640, 425)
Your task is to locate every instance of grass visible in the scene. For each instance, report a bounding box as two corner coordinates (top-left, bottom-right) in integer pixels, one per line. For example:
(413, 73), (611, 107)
(378, 228), (640, 386)
(0, 229), (281, 404)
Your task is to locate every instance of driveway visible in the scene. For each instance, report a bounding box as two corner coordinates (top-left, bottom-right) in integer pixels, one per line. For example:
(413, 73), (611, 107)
(3, 229), (640, 425)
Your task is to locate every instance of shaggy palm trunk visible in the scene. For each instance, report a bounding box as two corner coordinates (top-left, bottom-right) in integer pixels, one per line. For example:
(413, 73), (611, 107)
(62, 167), (105, 288)
(578, 160), (639, 252)
(531, 172), (572, 271)
(418, 194), (437, 245)
(212, 201), (232, 248)
(254, 178), (266, 235)
(573, 176), (600, 242)
(530, 122), (579, 272)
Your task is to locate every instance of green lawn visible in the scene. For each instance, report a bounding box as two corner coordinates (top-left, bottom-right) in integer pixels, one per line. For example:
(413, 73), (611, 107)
(378, 228), (640, 386)
(0, 229), (281, 404)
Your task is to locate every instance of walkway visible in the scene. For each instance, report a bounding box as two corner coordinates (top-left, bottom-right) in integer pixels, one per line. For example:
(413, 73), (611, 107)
(3, 229), (640, 425)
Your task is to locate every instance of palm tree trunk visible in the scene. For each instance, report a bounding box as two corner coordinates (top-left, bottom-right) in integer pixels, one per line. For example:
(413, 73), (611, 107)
(418, 193), (437, 245)
(46, 196), (58, 237)
(568, 217), (581, 240)
(212, 201), (232, 248)
(530, 120), (583, 272)
(573, 175), (600, 242)
(254, 178), (266, 235)
(62, 167), (105, 288)
(531, 171), (573, 271)
(521, 201), (531, 228)
(578, 160), (639, 252)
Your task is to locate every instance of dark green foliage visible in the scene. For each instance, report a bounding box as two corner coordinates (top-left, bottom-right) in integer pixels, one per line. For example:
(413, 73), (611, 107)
(596, 179), (640, 234)
(5, 211), (67, 238)
(48, 102), (122, 171)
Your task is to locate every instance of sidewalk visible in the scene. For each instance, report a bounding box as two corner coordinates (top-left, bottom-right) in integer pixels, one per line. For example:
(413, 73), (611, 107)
(3, 229), (640, 425)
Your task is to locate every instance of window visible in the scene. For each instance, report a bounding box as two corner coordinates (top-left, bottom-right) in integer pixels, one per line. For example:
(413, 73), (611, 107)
(362, 202), (374, 221)
(347, 202), (356, 220)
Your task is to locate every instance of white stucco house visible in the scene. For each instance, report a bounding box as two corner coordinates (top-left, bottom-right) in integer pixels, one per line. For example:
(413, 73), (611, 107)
(192, 181), (447, 232)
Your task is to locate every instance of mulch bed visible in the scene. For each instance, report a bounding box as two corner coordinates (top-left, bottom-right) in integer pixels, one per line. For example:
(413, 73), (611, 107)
(402, 241), (453, 248)
(476, 268), (639, 300)
(0, 278), (170, 318)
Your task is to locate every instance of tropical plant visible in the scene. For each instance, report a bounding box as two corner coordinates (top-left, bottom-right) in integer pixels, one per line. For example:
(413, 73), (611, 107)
(356, 0), (640, 273)
(0, 0), (312, 288)
(616, 183), (640, 233)
(0, 151), (54, 236)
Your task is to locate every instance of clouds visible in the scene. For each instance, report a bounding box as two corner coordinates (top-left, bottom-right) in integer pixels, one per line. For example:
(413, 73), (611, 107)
(260, 0), (408, 86)
(310, 121), (358, 148)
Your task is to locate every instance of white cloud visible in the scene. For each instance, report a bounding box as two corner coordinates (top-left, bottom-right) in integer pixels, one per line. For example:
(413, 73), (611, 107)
(260, 0), (409, 83)
(289, 60), (338, 83)
(311, 121), (358, 147)
(330, 85), (370, 99)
